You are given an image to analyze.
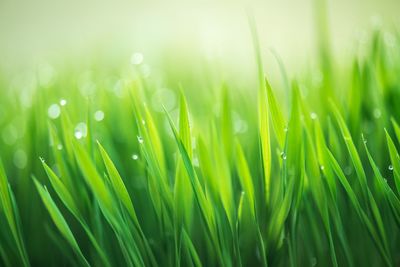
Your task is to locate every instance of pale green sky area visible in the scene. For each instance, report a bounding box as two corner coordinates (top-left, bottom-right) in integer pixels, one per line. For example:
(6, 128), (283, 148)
(0, 0), (399, 74)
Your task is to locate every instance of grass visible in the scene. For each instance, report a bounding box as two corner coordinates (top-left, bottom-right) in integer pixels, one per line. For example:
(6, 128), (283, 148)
(1, 18), (400, 267)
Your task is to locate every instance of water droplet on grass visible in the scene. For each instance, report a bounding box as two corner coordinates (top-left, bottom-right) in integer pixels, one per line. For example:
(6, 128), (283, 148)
(13, 149), (27, 169)
(310, 112), (317, 120)
(94, 110), (105, 121)
(389, 165), (394, 171)
(344, 166), (353, 175)
(74, 122), (87, 139)
(132, 154), (139, 160)
(60, 99), (67, 106)
(137, 136), (144, 144)
(48, 104), (61, 119)
(280, 152), (287, 160)
(320, 165), (325, 171)
(57, 144), (63, 150)
(373, 108), (381, 119)
(75, 131), (83, 139)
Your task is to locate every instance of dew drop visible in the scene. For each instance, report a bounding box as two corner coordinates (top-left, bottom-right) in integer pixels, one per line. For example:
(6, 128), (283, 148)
(13, 149), (27, 169)
(389, 165), (394, 171)
(373, 108), (381, 119)
(234, 119), (248, 134)
(280, 152), (287, 160)
(137, 136), (144, 144)
(132, 154), (139, 160)
(74, 131), (83, 139)
(74, 122), (87, 139)
(310, 112), (317, 120)
(284, 126), (288, 132)
(48, 104), (61, 119)
(320, 165), (325, 171)
(344, 166), (353, 176)
(94, 110), (105, 122)
(57, 144), (63, 150)
(60, 99), (67, 106)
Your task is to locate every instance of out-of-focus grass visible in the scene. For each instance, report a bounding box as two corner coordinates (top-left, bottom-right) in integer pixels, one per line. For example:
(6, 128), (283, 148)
(1, 19), (400, 267)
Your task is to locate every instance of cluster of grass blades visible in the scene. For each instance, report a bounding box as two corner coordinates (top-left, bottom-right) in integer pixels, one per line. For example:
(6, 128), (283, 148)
(1, 19), (400, 267)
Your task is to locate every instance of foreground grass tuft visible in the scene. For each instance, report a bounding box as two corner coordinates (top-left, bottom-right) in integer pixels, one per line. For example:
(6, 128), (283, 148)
(1, 28), (400, 266)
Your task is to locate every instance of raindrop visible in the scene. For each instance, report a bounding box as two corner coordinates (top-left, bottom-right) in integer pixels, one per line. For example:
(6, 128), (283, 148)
(132, 154), (139, 160)
(234, 119), (248, 134)
(57, 144), (63, 150)
(13, 149), (27, 169)
(193, 157), (200, 167)
(137, 136), (144, 144)
(284, 126), (288, 132)
(363, 139), (367, 144)
(48, 104), (61, 119)
(389, 165), (394, 171)
(344, 166), (353, 176)
(74, 131), (83, 140)
(373, 108), (381, 119)
(131, 52), (144, 65)
(74, 122), (87, 139)
(320, 165), (325, 171)
(310, 112), (317, 120)
(60, 99), (67, 106)
(142, 119), (146, 125)
(94, 110), (105, 122)
(280, 152), (287, 160)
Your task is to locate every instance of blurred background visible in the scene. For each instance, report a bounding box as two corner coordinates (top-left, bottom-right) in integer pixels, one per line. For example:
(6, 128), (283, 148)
(0, 0), (399, 75)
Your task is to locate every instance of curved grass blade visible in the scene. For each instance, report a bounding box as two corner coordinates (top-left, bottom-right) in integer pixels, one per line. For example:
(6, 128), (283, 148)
(0, 158), (30, 267)
(33, 178), (90, 267)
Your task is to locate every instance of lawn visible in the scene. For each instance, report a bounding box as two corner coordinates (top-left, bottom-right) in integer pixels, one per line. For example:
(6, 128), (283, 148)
(1, 12), (400, 267)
